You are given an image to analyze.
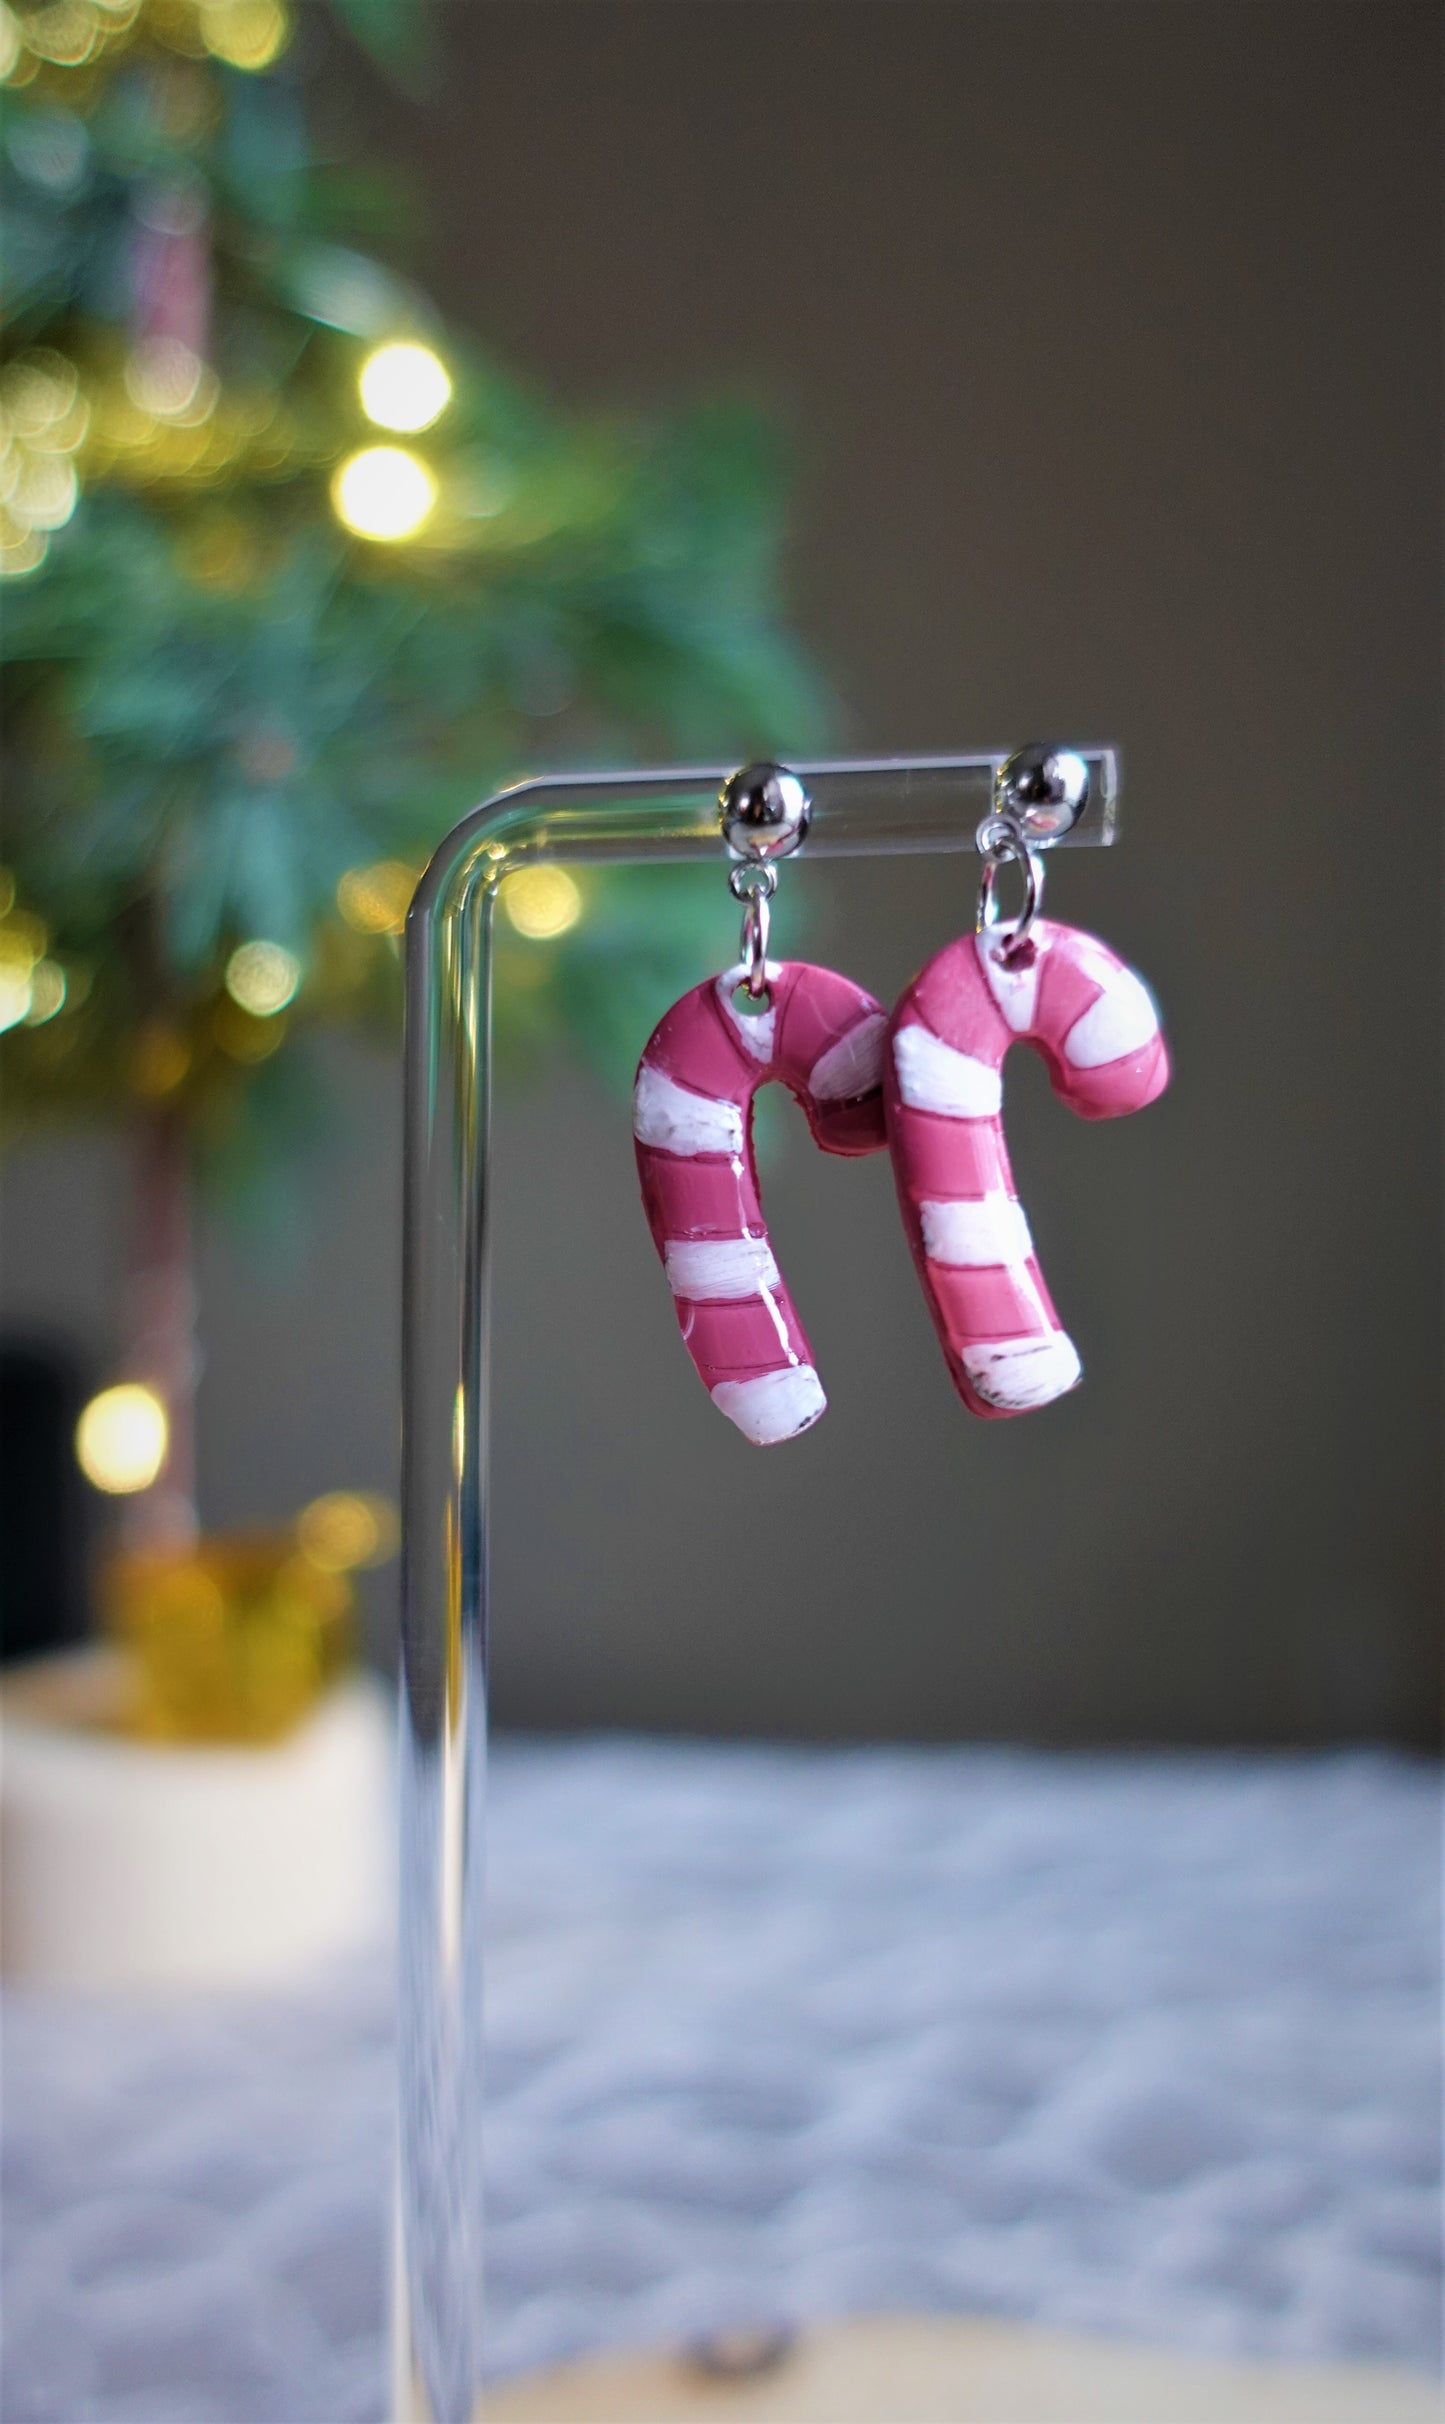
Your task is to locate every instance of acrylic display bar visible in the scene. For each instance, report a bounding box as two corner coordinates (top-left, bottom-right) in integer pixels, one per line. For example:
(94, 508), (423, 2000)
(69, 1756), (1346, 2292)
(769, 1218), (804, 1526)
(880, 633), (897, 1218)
(397, 750), (1119, 2423)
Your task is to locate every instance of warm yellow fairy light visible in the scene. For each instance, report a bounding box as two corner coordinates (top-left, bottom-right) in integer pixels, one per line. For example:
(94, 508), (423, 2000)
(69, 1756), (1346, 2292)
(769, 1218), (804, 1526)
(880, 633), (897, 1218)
(297, 1490), (399, 1574)
(8, 452), (77, 531)
(358, 342), (452, 435)
(225, 939), (300, 1016)
(0, 966), (31, 1030)
(76, 1384), (169, 1495)
(21, 0), (100, 67)
(0, 352), (84, 540)
(0, 6), (21, 80)
(0, 530), (47, 577)
(0, 909), (46, 967)
(37, 394), (90, 454)
(125, 339), (212, 422)
(0, 912), (46, 1023)
(23, 959), (67, 1023)
(331, 445), (436, 542)
(1, 351), (77, 433)
(501, 865), (583, 940)
(336, 859), (416, 935)
(198, 0), (289, 70)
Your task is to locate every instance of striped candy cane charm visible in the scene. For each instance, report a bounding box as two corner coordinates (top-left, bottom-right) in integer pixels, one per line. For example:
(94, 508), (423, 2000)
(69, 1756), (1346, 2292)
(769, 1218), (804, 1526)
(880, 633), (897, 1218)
(635, 961), (888, 1444)
(886, 919), (1169, 1418)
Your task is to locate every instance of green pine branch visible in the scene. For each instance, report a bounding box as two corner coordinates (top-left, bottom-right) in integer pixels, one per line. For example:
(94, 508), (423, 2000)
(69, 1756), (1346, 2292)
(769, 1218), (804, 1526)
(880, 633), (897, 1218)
(0, 0), (829, 1229)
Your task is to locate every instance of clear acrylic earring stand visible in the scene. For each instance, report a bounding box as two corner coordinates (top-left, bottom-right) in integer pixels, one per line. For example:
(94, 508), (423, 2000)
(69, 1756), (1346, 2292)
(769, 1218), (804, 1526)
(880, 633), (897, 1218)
(396, 750), (1120, 2422)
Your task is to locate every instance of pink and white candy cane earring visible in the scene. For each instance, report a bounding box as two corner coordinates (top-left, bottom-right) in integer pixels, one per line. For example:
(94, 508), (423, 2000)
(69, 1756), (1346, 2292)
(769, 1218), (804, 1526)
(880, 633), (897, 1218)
(885, 745), (1170, 1420)
(634, 764), (888, 1445)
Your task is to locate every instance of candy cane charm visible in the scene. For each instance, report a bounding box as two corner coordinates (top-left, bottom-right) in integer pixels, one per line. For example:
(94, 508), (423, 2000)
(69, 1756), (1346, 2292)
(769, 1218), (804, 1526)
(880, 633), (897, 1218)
(886, 917), (1169, 1418)
(635, 960), (888, 1443)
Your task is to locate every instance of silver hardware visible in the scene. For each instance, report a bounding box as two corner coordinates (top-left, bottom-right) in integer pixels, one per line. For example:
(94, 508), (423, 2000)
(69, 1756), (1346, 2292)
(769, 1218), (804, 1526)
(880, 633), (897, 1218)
(976, 811), (1044, 959)
(719, 760), (813, 863)
(722, 763), (800, 1001)
(728, 858), (778, 999)
(995, 742), (1090, 843)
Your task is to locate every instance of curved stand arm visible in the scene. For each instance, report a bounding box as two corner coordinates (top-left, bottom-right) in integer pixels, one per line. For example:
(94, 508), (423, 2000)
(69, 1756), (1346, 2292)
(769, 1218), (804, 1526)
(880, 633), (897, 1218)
(396, 749), (1118, 2422)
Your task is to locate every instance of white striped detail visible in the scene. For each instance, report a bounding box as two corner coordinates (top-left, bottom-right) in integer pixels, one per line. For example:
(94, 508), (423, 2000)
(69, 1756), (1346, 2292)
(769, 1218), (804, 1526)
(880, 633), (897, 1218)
(919, 1193), (1033, 1267)
(1063, 968), (1159, 1068)
(664, 1235), (781, 1300)
(710, 1365), (826, 1445)
(809, 1012), (887, 1103)
(974, 931), (1042, 1032)
(893, 1023), (1002, 1118)
(714, 972), (776, 1061)
(961, 1332), (1082, 1411)
(1073, 937), (1127, 988)
(633, 1062), (744, 1157)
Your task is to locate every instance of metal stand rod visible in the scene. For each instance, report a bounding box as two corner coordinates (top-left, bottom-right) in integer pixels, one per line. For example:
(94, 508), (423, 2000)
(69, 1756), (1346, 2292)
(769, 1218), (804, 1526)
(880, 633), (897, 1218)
(396, 750), (1119, 2422)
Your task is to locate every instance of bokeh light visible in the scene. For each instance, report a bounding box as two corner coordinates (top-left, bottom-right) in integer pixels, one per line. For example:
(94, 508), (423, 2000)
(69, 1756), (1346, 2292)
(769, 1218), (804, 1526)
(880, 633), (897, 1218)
(297, 1490), (400, 1573)
(336, 859), (416, 935)
(24, 959), (67, 1022)
(19, 1), (100, 68)
(198, 0), (289, 71)
(0, 911), (47, 1027)
(225, 939), (300, 1016)
(0, 966), (32, 1030)
(0, 351), (86, 561)
(76, 1384), (169, 1495)
(331, 445), (436, 542)
(7, 451), (77, 529)
(6, 909), (47, 956)
(359, 341), (452, 434)
(2, 350), (77, 433)
(0, 527), (48, 578)
(0, 911), (45, 964)
(501, 865), (583, 940)
(125, 339), (215, 424)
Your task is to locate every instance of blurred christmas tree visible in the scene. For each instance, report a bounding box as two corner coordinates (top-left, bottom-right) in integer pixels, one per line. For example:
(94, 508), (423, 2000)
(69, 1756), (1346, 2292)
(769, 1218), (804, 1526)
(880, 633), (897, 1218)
(0, 0), (824, 1550)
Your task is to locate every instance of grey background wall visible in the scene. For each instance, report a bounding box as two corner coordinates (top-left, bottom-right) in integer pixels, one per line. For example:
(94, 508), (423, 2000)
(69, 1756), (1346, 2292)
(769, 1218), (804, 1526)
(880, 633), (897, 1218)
(3, 2), (1439, 1743)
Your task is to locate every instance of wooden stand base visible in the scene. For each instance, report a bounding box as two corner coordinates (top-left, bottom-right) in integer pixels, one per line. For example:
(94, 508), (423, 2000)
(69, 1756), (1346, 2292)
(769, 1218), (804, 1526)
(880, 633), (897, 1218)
(487, 2314), (1439, 2423)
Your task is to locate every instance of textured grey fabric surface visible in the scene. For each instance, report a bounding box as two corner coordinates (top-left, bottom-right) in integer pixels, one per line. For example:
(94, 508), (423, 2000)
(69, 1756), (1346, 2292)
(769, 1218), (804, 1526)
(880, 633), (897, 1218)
(2, 1744), (1439, 2422)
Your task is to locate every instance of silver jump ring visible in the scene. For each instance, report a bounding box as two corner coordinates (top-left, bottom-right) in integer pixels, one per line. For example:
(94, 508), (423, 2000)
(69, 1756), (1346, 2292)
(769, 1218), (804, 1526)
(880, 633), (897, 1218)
(975, 812), (1020, 859)
(728, 861), (779, 904)
(739, 883), (772, 998)
(976, 821), (1044, 959)
(728, 859), (778, 1000)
